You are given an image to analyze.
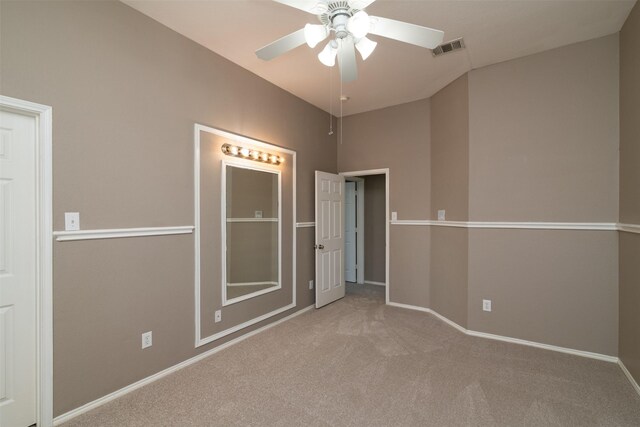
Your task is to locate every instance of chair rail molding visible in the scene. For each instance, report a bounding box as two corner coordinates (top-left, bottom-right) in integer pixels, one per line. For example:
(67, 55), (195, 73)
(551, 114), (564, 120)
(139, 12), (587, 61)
(618, 223), (640, 234)
(390, 219), (620, 231)
(53, 226), (194, 241)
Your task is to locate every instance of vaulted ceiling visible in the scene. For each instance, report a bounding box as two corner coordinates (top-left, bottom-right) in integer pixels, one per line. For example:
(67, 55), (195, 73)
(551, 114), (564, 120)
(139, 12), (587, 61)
(124, 0), (635, 116)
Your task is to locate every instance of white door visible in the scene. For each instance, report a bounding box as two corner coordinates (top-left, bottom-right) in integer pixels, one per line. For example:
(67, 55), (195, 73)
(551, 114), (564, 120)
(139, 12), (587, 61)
(315, 171), (345, 308)
(0, 109), (37, 427)
(344, 181), (356, 282)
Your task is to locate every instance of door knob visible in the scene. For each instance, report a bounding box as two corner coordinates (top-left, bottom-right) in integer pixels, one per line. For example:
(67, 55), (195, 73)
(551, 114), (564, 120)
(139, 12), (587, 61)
(314, 244), (325, 250)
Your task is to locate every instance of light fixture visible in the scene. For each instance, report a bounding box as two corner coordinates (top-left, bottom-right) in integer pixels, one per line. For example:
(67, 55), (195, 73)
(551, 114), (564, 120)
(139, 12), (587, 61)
(304, 23), (328, 48)
(355, 36), (377, 60)
(318, 40), (339, 67)
(347, 11), (370, 39)
(221, 144), (284, 166)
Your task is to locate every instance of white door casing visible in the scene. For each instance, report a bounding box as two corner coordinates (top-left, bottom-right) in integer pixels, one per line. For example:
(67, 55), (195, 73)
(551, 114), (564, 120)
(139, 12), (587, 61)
(344, 181), (356, 283)
(340, 169), (389, 304)
(0, 109), (37, 427)
(315, 171), (345, 308)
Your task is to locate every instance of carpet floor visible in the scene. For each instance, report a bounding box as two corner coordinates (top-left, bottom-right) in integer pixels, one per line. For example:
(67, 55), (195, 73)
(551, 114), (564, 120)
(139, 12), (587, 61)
(63, 284), (640, 426)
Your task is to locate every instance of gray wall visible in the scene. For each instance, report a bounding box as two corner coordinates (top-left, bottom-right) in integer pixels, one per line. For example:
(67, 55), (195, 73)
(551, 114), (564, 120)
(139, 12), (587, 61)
(619, 1), (640, 384)
(467, 35), (620, 356)
(363, 174), (386, 284)
(0, 0), (336, 416)
(338, 35), (620, 356)
(339, 99), (431, 307)
(468, 35), (619, 223)
(429, 74), (469, 328)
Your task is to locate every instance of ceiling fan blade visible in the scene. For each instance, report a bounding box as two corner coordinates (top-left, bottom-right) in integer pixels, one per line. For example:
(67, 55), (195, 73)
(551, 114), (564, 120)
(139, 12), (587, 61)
(338, 39), (357, 83)
(256, 28), (307, 61)
(274, 0), (327, 14)
(348, 0), (376, 10)
(369, 16), (444, 49)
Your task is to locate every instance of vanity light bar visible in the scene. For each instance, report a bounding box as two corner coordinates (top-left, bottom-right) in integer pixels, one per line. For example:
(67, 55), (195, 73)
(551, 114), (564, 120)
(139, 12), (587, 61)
(221, 143), (284, 165)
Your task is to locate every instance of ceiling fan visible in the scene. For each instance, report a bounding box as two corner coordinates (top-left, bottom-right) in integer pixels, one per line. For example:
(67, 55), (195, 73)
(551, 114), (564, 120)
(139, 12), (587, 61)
(256, 0), (444, 82)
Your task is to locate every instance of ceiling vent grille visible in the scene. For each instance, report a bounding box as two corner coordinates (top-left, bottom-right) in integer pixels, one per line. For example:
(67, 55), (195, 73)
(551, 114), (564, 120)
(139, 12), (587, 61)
(432, 38), (465, 57)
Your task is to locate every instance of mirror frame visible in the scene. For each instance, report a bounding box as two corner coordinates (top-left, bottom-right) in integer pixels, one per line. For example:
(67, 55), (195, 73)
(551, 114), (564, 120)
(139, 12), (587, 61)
(221, 160), (282, 306)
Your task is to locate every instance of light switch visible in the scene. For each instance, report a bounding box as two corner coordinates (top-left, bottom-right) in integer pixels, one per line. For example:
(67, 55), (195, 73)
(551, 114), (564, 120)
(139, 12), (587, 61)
(438, 210), (446, 221)
(254, 210), (263, 219)
(391, 212), (398, 221)
(64, 212), (80, 231)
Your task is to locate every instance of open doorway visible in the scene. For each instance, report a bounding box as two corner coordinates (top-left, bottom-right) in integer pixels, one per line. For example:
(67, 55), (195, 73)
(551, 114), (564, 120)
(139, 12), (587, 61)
(341, 170), (388, 300)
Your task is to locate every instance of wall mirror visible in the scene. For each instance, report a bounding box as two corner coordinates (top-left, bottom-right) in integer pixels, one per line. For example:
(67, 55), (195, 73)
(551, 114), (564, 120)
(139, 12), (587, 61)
(222, 162), (281, 305)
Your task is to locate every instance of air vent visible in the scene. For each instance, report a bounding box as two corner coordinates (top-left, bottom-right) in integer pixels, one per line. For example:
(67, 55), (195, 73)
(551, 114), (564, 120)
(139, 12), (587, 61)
(432, 38), (465, 57)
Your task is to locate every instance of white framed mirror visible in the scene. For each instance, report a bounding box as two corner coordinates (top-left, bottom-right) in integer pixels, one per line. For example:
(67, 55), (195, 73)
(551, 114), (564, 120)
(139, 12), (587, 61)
(221, 161), (281, 306)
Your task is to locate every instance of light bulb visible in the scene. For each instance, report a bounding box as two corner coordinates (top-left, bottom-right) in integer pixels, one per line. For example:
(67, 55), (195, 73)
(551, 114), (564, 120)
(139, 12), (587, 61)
(239, 148), (250, 157)
(250, 150), (259, 160)
(261, 153), (269, 162)
(304, 24), (328, 48)
(270, 155), (278, 164)
(355, 36), (377, 60)
(318, 40), (338, 67)
(279, 156), (285, 164)
(347, 11), (370, 39)
(230, 146), (239, 155)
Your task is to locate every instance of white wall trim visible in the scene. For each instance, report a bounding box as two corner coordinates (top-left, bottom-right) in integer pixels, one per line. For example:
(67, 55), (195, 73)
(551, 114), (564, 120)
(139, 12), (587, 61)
(227, 281), (279, 287)
(387, 301), (618, 363)
(221, 160), (282, 307)
(194, 124), (297, 348)
(387, 302), (467, 334)
(618, 223), (640, 234)
(390, 219), (619, 231)
(466, 329), (618, 363)
(227, 217), (278, 223)
(618, 360), (640, 397)
(53, 226), (194, 241)
(341, 169), (390, 304)
(53, 304), (314, 426)
(1, 95), (54, 427)
(296, 221), (315, 228)
(363, 280), (386, 287)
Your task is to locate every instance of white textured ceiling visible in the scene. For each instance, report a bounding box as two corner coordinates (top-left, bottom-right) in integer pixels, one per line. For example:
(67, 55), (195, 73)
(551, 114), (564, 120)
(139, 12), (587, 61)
(123, 0), (635, 116)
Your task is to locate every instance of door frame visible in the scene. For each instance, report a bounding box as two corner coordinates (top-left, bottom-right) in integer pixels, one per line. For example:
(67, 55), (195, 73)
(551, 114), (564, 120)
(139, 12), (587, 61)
(0, 95), (53, 427)
(340, 169), (389, 304)
(344, 177), (365, 284)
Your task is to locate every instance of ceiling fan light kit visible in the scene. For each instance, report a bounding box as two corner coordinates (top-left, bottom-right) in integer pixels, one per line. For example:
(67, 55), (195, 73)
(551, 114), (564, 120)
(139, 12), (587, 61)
(256, 0), (445, 82)
(304, 23), (329, 47)
(355, 36), (377, 60)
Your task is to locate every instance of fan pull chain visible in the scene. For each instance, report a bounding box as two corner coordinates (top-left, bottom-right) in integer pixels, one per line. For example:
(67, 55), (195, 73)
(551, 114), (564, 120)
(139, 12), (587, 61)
(340, 39), (343, 145)
(328, 64), (333, 135)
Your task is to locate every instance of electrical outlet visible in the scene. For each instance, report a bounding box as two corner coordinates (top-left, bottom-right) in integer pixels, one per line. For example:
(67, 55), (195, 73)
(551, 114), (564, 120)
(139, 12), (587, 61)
(215, 310), (222, 323)
(141, 331), (152, 349)
(483, 299), (492, 312)
(254, 210), (263, 219)
(309, 280), (314, 290)
(438, 209), (446, 221)
(391, 211), (398, 221)
(64, 212), (80, 231)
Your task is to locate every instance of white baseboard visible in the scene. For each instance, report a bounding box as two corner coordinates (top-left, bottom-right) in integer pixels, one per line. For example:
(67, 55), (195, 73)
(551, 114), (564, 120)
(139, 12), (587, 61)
(364, 280), (386, 287)
(53, 305), (315, 426)
(387, 301), (618, 363)
(466, 330), (617, 363)
(618, 359), (640, 397)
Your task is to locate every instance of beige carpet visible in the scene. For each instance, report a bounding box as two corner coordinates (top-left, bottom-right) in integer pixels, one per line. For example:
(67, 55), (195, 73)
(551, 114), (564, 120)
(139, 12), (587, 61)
(63, 284), (640, 426)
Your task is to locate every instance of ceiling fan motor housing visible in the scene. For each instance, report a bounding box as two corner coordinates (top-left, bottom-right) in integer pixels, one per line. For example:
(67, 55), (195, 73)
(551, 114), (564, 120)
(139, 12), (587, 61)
(319, 1), (360, 39)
